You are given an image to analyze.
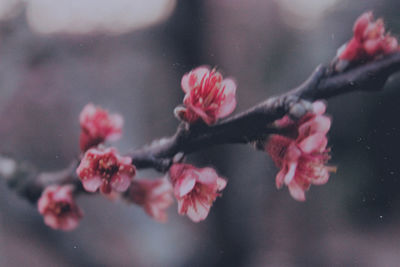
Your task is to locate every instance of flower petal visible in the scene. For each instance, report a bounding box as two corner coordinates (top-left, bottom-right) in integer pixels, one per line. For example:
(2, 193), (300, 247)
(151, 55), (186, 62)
(288, 181), (306, 202)
(82, 176), (103, 192)
(197, 168), (218, 185)
(44, 214), (59, 229)
(298, 115), (331, 137)
(175, 175), (196, 198)
(284, 162), (297, 185)
(298, 133), (327, 154)
(217, 94), (237, 119)
(216, 177), (227, 191)
(181, 66), (210, 93)
(186, 198), (210, 222)
(111, 174), (132, 192)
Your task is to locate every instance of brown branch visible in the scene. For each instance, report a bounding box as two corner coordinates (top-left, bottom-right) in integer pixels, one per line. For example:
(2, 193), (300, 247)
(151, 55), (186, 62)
(129, 52), (400, 171)
(3, 52), (400, 202)
(1, 156), (81, 203)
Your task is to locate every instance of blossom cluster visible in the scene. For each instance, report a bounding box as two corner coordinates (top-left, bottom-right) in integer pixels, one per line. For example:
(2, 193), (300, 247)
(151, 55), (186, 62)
(38, 68), (234, 230)
(36, 66), (334, 231)
(265, 101), (335, 201)
(336, 11), (399, 71)
(36, 11), (398, 230)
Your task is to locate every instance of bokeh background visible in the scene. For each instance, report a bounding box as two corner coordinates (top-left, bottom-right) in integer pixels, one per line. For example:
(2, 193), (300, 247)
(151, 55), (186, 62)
(1, 0), (400, 266)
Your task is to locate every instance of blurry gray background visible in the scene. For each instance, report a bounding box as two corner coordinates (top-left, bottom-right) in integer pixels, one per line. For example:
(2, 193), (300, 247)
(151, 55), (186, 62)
(1, 0), (400, 266)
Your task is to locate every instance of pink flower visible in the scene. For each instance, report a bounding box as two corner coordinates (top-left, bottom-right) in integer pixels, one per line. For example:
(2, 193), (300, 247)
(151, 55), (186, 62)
(337, 12), (398, 63)
(129, 178), (174, 222)
(266, 101), (335, 201)
(175, 66), (237, 125)
(37, 185), (83, 231)
(169, 163), (227, 222)
(76, 147), (136, 195)
(79, 103), (124, 151)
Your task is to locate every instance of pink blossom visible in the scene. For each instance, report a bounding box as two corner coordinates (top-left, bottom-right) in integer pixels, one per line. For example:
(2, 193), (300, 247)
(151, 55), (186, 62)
(175, 66), (237, 125)
(79, 103), (124, 151)
(338, 12), (398, 63)
(169, 163), (227, 222)
(266, 101), (335, 201)
(129, 178), (174, 222)
(76, 147), (136, 195)
(37, 185), (83, 231)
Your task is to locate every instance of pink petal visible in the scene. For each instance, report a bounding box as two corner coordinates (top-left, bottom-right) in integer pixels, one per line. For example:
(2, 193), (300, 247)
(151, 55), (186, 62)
(310, 168), (330, 185)
(285, 144), (302, 162)
(82, 176), (103, 192)
(216, 177), (227, 191)
(53, 185), (73, 202)
(79, 103), (96, 123)
(181, 66), (209, 93)
(37, 195), (50, 214)
(152, 178), (173, 196)
(298, 133), (327, 154)
(354, 11), (373, 41)
(382, 36), (398, 54)
(312, 101), (326, 115)
(60, 217), (80, 231)
(338, 38), (364, 61)
(364, 39), (382, 55)
(111, 174), (132, 192)
(177, 198), (187, 215)
(186, 198), (210, 222)
(275, 169), (286, 189)
(175, 175), (196, 198)
(197, 168), (218, 185)
(221, 78), (236, 95)
(288, 181), (306, 202)
(44, 214), (59, 229)
(217, 94), (237, 119)
(181, 74), (191, 93)
(284, 162), (297, 185)
(169, 164), (185, 181)
(298, 115), (331, 137)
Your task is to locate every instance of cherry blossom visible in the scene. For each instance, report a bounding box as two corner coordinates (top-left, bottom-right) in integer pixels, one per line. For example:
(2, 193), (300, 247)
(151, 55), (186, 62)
(37, 185), (83, 231)
(337, 12), (398, 64)
(129, 178), (174, 222)
(169, 163), (227, 222)
(79, 103), (124, 151)
(76, 147), (136, 195)
(175, 66), (237, 125)
(266, 101), (335, 201)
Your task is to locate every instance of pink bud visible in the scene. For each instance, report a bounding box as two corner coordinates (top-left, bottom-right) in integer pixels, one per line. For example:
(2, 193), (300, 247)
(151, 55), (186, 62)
(37, 185), (83, 231)
(178, 66), (237, 125)
(338, 12), (398, 63)
(79, 103), (123, 151)
(76, 147), (136, 195)
(129, 178), (174, 222)
(169, 163), (227, 222)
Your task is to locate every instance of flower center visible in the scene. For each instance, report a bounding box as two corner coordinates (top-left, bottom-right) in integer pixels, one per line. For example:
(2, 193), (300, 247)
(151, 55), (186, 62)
(192, 71), (225, 110)
(97, 157), (119, 180)
(50, 201), (71, 215)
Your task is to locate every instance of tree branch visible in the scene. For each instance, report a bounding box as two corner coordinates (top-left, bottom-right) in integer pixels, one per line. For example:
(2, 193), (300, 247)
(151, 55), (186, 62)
(3, 53), (400, 201)
(129, 52), (400, 171)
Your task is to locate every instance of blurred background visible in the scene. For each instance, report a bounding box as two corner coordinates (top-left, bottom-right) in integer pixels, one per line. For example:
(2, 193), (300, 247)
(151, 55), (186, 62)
(1, 0), (400, 266)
